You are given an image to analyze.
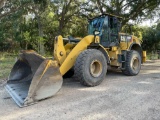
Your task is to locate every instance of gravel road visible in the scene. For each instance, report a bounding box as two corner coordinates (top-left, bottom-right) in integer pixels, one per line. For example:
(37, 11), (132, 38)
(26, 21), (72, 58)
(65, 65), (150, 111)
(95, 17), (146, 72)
(0, 60), (160, 120)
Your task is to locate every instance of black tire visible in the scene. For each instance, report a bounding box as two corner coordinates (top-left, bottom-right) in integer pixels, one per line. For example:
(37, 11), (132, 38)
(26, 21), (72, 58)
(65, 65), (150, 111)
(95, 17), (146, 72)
(122, 50), (141, 76)
(63, 68), (74, 78)
(74, 49), (107, 86)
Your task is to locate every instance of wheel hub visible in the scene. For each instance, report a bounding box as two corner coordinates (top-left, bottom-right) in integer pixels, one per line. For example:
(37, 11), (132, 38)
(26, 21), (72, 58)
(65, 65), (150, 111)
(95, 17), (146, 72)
(132, 57), (139, 70)
(90, 60), (102, 77)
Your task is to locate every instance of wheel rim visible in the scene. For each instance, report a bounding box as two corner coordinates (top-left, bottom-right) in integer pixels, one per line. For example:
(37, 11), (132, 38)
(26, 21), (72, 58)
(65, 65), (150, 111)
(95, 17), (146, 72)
(90, 60), (102, 77)
(132, 57), (139, 71)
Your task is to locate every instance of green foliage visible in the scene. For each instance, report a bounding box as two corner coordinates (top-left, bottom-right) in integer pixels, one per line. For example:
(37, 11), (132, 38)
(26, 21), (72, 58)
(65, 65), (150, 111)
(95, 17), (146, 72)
(0, 0), (159, 54)
(142, 24), (160, 52)
(147, 52), (159, 60)
(0, 52), (16, 79)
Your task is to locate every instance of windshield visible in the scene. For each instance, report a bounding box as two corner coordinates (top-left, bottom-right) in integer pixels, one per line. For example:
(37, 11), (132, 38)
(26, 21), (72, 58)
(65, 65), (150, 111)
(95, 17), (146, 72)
(88, 17), (105, 36)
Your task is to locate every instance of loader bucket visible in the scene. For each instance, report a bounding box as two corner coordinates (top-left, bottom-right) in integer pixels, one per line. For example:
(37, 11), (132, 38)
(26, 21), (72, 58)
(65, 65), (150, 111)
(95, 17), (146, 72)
(5, 50), (63, 107)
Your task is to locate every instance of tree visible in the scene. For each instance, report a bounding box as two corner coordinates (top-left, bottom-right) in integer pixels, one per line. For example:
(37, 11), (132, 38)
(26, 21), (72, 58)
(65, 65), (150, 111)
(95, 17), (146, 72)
(0, 0), (33, 19)
(51, 0), (85, 35)
(0, 0), (160, 54)
(91, 0), (160, 25)
(142, 23), (160, 51)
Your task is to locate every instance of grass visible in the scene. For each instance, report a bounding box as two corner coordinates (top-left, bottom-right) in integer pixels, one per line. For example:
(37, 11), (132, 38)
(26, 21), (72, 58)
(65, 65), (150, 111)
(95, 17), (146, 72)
(0, 52), (16, 80)
(147, 53), (159, 60)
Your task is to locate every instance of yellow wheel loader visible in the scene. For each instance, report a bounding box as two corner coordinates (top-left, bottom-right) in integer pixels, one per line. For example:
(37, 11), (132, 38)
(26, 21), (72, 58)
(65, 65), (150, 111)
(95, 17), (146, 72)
(5, 14), (146, 107)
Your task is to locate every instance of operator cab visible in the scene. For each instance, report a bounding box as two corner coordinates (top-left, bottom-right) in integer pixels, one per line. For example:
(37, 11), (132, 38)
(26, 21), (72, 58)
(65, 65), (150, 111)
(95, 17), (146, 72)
(88, 14), (122, 48)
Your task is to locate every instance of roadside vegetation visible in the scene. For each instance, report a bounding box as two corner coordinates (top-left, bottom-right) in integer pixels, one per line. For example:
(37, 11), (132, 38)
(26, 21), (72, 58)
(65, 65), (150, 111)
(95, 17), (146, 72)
(0, 52), (16, 80)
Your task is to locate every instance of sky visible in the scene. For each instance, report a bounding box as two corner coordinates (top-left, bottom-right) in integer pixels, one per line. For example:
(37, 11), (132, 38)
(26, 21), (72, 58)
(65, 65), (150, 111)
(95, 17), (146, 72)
(128, 17), (159, 27)
(140, 18), (158, 27)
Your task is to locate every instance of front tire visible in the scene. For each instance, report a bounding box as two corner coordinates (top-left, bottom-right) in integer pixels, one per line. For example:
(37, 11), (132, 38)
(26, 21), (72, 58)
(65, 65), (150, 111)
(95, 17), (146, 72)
(122, 50), (141, 76)
(63, 68), (74, 78)
(74, 49), (107, 86)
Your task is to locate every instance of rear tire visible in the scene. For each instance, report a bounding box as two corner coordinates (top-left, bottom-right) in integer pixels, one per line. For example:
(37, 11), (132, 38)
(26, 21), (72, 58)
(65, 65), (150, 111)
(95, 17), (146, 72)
(74, 49), (107, 86)
(122, 50), (141, 76)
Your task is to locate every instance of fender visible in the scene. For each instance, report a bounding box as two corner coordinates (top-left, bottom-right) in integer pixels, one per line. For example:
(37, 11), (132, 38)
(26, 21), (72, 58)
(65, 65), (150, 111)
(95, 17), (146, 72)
(129, 43), (143, 62)
(95, 44), (110, 64)
(129, 43), (142, 52)
(129, 43), (142, 56)
(87, 43), (110, 64)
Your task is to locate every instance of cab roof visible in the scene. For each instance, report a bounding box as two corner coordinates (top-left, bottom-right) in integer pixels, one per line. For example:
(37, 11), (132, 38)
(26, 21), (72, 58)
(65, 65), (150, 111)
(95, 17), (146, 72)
(89, 13), (123, 21)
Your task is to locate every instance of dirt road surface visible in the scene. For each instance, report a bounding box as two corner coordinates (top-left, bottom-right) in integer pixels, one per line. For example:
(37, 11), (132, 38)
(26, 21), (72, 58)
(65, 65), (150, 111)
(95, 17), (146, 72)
(0, 60), (160, 120)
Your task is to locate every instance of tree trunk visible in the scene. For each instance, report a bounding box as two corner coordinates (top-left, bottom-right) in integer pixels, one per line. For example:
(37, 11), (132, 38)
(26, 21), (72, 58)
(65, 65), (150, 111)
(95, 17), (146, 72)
(59, 20), (65, 35)
(37, 15), (45, 55)
(25, 42), (28, 50)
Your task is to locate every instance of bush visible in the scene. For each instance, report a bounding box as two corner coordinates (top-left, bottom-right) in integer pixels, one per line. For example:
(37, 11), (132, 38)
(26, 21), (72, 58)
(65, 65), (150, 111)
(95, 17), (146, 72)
(147, 52), (159, 60)
(0, 52), (16, 80)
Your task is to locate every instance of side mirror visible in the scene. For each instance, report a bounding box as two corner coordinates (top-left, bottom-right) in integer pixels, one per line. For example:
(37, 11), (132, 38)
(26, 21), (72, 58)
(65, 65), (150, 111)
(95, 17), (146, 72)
(94, 30), (100, 36)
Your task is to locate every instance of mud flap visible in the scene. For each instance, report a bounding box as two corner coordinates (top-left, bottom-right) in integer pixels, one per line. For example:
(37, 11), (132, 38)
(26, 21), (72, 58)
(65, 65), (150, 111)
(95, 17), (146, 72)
(5, 50), (63, 107)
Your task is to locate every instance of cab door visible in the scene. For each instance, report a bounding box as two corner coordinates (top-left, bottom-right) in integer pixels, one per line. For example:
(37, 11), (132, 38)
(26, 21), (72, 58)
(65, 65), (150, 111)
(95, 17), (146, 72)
(100, 16), (119, 47)
(100, 16), (110, 47)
